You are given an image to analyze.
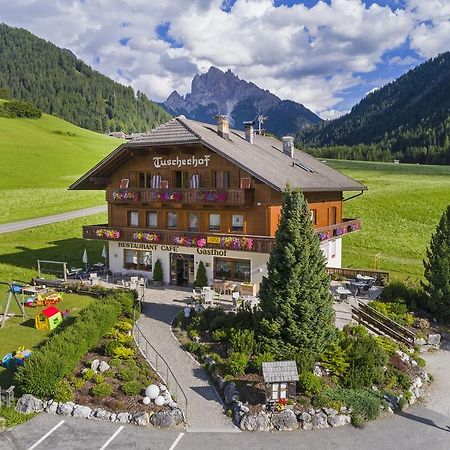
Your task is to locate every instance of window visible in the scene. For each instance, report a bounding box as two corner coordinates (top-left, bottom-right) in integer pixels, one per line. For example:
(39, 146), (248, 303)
(271, 382), (288, 400)
(213, 171), (230, 188)
(232, 214), (244, 232)
(147, 211), (157, 228)
(214, 257), (250, 282)
(129, 211), (139, 227)
(209, 213), (221, 231)
(310, 209), (317, 225)
(168, 212), (177, 229)
(328, 206), (337, 225)
(174, 171), (190, 188)
(138, 172), (152, 188)
(188, 212), (199, 232)
(124, 250), (152, 271)
(190, 174), (200, 188)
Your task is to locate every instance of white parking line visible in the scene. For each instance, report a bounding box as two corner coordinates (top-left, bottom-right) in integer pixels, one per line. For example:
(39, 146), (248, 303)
(168, 432), (184, 450)
(27, 419), (65, 450)
(99, 425), (124, 450)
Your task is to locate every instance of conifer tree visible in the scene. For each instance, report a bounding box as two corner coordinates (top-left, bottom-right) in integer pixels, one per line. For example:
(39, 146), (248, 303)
(195, 261), (208, 288)
(258, 186), (335, 362)
(423, 204), (450, 322)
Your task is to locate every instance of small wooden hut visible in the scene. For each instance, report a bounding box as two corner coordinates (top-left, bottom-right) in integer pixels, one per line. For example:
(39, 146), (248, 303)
(262, 360), (299, 402)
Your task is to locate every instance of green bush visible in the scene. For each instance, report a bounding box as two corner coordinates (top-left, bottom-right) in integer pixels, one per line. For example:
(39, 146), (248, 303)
(114, 320), (133, 333)
(109, 357), (122, 367)
(53, 380), (75, 403)
(91, 382), (113, 397)
(212, 329), (228, 342)
(0, 407), (35, 427)
(320, 343), (350, 382)
(380, 281), (424, 310)
(117, 367), (137, 382)
(121, 381), (142, 396)
(251, 352), (274, 373)
(195, 261), (208, 288)
(187, 327), (200, 339)
(230, 329), (257, 356)
(225, 352), (249, 377)
(315, 388), (382, 423)
(185, 341), (202, 354)
(94, 374), (105, 384)
(369, 300), (414, 326)
(374, 336), (399, 355)
(384, 366), (411, 390)
(104, 340), (121, 356)
(0, 100), (42, 118)
(15, 295), (123, 398)
(298, 372), (326, 396)
(153, 259), (163, 283)
(82, 368), (96, 381)
(112, 346), (136, 359)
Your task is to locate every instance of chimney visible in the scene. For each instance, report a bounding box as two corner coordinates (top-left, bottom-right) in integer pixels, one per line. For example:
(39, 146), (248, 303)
(243, 121), (254, 144)
(282, 136), (295, 158)
(215, 114), (229, 139)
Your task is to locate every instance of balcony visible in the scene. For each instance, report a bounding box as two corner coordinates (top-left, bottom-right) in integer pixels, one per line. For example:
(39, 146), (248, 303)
(82, 219), (361, 254)
(316, 218), (362, 242)
(106, 188), (254, 207)
(83, 225), (274, 253)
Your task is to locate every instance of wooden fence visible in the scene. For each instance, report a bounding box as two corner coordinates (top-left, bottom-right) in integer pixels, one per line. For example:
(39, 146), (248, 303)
(327, 267), (389, 285)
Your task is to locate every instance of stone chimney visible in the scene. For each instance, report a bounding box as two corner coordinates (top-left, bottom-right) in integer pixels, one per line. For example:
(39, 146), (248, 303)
(243, 121), (254, 144)
(282, 136), (295, 158)
(215, 114), (229, 139)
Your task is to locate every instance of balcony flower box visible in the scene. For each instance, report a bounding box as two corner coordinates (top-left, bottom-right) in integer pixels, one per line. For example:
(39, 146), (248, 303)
(112, 190), (139, 202)
(194, 191), (229, 202)
(219, 236), (254, 250)
(95, 228), (121, 240)
(132, 232), (160, 243)
(174, 235), (207, 248)
(151, 191), (182, 201)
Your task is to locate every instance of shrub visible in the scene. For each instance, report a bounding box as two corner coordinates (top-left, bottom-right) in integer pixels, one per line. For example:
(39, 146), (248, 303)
(320, 343), (350, 382)
(114, 320), (133, 333)
(153, 259), (163, 283)
(187, 327), (200, 339)
(380, 281), (424, 310)
(298, 372), (326, 396)
(212, 329), (228, 342)
(91, 382), (113, 397)
(53, 380), (75, 403)
(83, 368), (96, 381)
(0, 100), (42, 118)
(230, 329), (257, 356)
(94, 374), (105, 384)
(369, 300), (414, 326)
(71, 377), (86, 390)
(195, 261), (208, 288)
(104, 340), (121, 356)
(384, 366), (411, 390)
(112, 346), (136, 359)
(109, 357), (122, 367)
(225, 352), (249, 377)
(0, 407), (35, 427)
(185, 341), (202, 354)
(121, 381), (142, 396)
(117, 367), (137, 382)
(342, 335), (387, 389)
(251, 352), (274, 373)
(374, 336), (399, 355)
(15, 296), (122, 398)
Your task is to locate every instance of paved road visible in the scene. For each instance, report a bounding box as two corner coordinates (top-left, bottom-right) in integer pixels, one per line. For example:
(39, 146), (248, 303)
(1, 405), (449, 450)
(0, 206), (106, 234)
(423, 350), (450, 417)
(137, 287), (237, 433)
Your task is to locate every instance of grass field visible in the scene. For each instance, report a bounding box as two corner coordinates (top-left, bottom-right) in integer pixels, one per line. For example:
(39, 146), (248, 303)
(0, 292), (94, 387)
(328, 160), (450, 281)
(0, 105), (118, 224)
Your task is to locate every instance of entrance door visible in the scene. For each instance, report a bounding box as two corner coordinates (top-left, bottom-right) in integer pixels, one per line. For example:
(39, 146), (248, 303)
(170, 253), (195, 286)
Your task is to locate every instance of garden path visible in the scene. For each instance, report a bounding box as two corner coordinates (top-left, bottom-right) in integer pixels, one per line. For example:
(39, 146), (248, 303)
(137, 287), (239, 433)
(423, 349), (450, 418)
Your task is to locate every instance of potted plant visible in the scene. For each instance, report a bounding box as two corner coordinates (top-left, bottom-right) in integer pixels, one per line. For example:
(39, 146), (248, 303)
(195, 261), (208, 288)
(153, 259), (163, 286)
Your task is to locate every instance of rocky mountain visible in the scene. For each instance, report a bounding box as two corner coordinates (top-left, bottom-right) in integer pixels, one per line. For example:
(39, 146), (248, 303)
(0, 23), (171, 133)
(163, 66), (321, 136)
(298, 52), (450, 164)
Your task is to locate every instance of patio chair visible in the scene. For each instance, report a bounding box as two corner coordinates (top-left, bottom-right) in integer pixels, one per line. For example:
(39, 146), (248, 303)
(204, 291), (214, 306)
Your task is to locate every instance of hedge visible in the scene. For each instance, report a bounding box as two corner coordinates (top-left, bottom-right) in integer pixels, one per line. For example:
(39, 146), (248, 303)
(15, 293), (128, 397)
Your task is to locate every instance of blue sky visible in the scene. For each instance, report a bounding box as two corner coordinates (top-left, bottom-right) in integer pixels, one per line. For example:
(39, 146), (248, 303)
(0, 0), (448, 118)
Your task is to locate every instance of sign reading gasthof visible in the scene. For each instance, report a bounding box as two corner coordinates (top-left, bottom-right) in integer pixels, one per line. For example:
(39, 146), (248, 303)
(153, 154), (211, 169)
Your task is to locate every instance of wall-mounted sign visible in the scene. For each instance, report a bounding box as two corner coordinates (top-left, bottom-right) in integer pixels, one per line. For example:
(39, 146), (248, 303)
(117, 241), (227, 256)
(153, 155), (211, 169)
(207, 236), (221, 244)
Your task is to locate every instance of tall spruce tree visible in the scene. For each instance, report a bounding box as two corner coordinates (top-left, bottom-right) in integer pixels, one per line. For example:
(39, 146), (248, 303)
(422, 204), (450, 322)
(258, 186), (335, 362)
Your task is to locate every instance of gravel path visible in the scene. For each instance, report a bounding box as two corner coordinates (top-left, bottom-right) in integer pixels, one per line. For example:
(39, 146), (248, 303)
(423, 349), (450, 418)
(137, 287), (238, 433)
(0, 205), (106, 234)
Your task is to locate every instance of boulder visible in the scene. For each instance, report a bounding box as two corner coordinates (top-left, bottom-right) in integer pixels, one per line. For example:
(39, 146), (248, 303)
(91, 359), (100, 371)
(224, 382), (239, 405)
(159, 384), (167, 393)
(395, 350), (410, 364)
(271, 409), (299, 431)
(302, 421), (313, 430)
(323, 407), (338, 416)
(427, 334), (441, 346)
(98, 361), (110, 373)
(239, 412), (272, 432)
(419, 370), (429, 383)
(72, 405), (92, 419)
(311, 412), (329, 429)
(151, 409), (183, 428)
(168, 401), (179, 410)
(413, 377), (423, 389)
(109, 413), (117, 422)
(95, 409), (111, 421)
(328, 414), (351, 427)
(116, 412), (130, 423)
(414, 337), (427, 346)
(298, 412), (312, 423)
(313, 363), (323, 377)
(413, 387), (422, 399)
(142, 397), (151, 405)
(232, 401), (249, 424)
(45, 400), (59, 414)
(15, 394), (44, 414)
(133, 411), (150, 426)
(57, 402), (75, 416)
(162, 391), (172, 405)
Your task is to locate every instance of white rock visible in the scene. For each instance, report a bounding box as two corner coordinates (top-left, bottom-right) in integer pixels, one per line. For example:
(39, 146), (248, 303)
(72, 405), (92, 419)
(159, 384), (167, 392)
(142, 397), (151, 405)
(413, 377), (423, 388)
(116, 412), (130, 423)
(154, 395), (165, 406)
(427, 334), (441, 346)
(98, 361), (110, 373)
(91, 359), (100, 371)
(146, 384), (160, 399)
(395, 350), (410, 363)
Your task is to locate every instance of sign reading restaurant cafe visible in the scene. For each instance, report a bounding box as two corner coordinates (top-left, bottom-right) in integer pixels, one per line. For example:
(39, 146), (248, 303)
(118, 241), (227, 256)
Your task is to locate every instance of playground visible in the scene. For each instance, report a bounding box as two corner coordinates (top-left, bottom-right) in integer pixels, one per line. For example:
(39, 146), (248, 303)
(0, 285), (93, 387)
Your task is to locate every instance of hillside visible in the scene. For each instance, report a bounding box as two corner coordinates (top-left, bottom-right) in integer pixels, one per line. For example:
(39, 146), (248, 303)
(298, 52), (450, 164)
(0, 23), (171, 133)
(0, 104), (118, 223)
(163, 66), (321, 136)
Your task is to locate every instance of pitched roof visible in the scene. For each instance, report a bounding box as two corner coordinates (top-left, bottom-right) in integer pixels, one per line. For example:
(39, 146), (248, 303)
(41, 306), (59, 318)
(262, 360), (299, 383)
(70, 116), (366, 192)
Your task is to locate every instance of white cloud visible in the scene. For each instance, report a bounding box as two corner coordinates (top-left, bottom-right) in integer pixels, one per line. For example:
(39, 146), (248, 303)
(0, 0), (446, 115)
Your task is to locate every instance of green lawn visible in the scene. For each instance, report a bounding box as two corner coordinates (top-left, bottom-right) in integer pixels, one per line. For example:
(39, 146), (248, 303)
(328, 160), (450, 281)
(0, 108), (118, 224)
(0, 292), (94, 388)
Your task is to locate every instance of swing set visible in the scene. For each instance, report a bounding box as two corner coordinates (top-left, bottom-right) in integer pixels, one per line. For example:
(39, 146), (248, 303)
(0, 281), (26, 329)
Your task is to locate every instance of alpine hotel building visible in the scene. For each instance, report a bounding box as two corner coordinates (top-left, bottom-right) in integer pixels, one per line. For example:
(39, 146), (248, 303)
(70, 116), (366, 289)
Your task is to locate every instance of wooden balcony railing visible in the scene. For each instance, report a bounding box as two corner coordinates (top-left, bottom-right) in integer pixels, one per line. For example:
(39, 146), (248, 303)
(106, 188), (254, 207)
(83, 219), (361, 254)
